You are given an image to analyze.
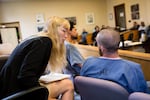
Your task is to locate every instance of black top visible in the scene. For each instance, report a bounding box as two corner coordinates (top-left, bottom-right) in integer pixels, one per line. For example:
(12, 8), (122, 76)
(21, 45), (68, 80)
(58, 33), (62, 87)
(92, 31), (99, 41)
(0, 36), (52, 99)
(92, 31), (99, 46)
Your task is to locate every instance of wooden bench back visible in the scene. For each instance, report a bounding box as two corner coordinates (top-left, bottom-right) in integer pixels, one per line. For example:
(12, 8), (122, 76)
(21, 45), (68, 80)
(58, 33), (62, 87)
(120, 30), (139, 41)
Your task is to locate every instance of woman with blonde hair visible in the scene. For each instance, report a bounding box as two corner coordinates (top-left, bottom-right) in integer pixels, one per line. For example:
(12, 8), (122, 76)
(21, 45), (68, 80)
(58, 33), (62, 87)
(0, 16), (74, 100)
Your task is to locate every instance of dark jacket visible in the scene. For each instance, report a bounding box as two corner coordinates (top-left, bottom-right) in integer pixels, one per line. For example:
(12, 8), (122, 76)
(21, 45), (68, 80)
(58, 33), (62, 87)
(0, 36), (52, 99)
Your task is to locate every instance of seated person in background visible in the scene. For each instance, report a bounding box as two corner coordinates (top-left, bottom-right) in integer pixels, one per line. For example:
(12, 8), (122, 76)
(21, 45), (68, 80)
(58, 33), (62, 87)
(64, 21), (85, 78)
(65, 41), (84, 78)
(79, 28), (88, 45)
(66, 21), (78, 44)
(143, 37), (150, 53)
(146, 25), (150, 38)
(138, 21), (147, 40)
(138, 21), (146, 31)
(0, 16), (74, 100)
(130, 21), (140, 30)
(143, 25), (150, 53)
(92, 25), (100, 46)
(100, 25), (106, 30)
(80, 28), (149, 94)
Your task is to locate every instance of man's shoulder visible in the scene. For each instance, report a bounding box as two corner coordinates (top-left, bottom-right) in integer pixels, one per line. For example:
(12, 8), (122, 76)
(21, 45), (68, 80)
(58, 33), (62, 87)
(122, 59), (140, 66)
(121, 59), (141, 70)
(64, 41), (74, 48)
(85, 57), (100, 63)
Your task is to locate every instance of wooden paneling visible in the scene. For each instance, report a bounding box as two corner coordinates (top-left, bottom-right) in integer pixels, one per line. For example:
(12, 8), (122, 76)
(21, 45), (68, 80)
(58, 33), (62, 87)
(78, 33), (93, 45)
(79, 30), (139, 46)
(120, 30), (139, 41)
(86, 33), (93, 45)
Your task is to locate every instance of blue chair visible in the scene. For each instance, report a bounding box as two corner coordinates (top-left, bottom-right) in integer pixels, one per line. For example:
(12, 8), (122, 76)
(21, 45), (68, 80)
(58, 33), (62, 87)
(74, 76), (129, 100)
(2, 86), (49, 100)
(128, 92), (150, 100)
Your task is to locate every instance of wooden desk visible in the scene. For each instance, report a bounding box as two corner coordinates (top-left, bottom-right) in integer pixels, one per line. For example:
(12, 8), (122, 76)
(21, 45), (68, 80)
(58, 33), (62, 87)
(119, 41), (144, 52)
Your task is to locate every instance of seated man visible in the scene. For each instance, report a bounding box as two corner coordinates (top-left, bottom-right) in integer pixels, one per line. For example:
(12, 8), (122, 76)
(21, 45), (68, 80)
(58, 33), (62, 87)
(79, 28), (88, 45)
(66, 21), (78, 44)
(80, 28), (149, 93)
(130, 21), (139, 30)
(92, 25), (100, 46)
(64, 21), (85, 78)
(65, 41), (84, 76)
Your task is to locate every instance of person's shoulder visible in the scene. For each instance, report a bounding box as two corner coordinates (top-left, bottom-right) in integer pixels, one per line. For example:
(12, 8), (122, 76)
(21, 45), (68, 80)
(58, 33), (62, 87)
(23, 36), (50, 42)
(23, 36), (52, 47)
(85, 56), (99, 62)
(32, 36), (52, 46)
(82, 57), (99, 67)
(64, 41), (75, 48)
(38, 36), (51, 41)
(121, 59), (141, 68)
(92, 31), (96, 34)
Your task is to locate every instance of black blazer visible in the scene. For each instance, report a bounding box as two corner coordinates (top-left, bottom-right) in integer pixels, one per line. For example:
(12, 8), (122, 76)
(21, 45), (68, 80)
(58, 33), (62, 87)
(0, 36), (52, 99)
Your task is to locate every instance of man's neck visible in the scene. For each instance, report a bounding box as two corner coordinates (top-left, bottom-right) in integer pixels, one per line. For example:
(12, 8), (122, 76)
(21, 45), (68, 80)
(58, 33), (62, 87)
(102, 52), (119, 58)
(66, 38), (77, 44)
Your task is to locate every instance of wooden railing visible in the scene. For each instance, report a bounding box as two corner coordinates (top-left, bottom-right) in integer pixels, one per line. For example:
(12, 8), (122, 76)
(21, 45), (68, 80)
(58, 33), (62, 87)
(120, 30), (139, 41)
(78, 33), (93, 45)
(73, 44), (150, 81)
(78, 30), (139, 46)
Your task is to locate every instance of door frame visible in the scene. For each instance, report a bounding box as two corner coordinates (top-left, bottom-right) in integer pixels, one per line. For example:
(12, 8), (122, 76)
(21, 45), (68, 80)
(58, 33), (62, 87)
(114, 3), (126, 32)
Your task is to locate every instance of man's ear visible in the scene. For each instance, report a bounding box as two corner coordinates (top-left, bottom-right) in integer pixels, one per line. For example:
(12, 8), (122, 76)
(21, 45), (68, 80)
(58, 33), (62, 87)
(100, 45), (105, 52)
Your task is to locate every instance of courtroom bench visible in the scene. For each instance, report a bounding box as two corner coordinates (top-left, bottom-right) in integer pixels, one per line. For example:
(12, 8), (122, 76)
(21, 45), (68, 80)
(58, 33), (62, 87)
(78, 30), (139, 46)
(120, 30), (139, 41)
(78, 33), (93, 45)
(73, 44), (150, 81)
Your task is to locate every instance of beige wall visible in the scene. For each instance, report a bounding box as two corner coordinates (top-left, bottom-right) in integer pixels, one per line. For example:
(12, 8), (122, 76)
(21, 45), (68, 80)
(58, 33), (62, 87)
(0, 0), (107, 39)
(1, 0), (150, 40)
(107, 0), (150, 29)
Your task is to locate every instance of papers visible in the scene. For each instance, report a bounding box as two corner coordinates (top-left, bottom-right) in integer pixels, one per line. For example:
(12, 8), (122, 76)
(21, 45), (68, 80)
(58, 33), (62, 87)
(119, 40), (142, 47)
(39, 73), (71, 84)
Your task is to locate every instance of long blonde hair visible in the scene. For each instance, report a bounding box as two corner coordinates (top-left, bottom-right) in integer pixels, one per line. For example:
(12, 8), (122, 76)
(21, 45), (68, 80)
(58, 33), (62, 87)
(44, 16), (70, 72)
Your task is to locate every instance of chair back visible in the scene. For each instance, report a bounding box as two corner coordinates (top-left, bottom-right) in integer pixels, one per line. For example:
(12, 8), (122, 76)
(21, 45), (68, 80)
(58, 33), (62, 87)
(128, 92), (150, 100)
(0, 55), (9, 71)
(74, 76), (129, 100)
(2, 86), (49, 100)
